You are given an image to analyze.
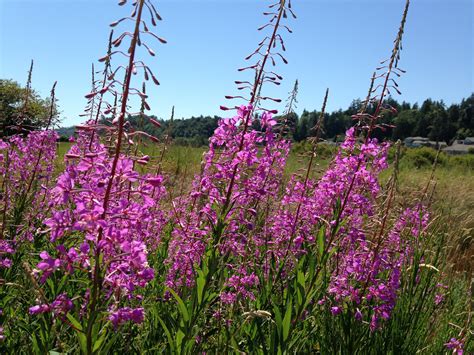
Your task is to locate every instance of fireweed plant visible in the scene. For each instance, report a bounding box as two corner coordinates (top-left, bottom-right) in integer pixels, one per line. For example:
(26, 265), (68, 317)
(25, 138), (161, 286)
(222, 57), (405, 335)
(0, 0), (472, 353)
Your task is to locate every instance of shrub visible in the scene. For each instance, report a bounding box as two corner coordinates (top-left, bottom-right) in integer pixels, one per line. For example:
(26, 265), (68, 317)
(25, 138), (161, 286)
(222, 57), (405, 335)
(402, 146), (447, 168)
(450, 154), (474, 170)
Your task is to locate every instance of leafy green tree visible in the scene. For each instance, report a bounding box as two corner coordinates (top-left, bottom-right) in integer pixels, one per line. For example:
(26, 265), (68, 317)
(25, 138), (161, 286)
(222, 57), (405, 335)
(457, 94), (474, 137)
(393, 109), (417, 140)
(428, 108), (450, 142)
(90, 94), (474, 145)
(0, 79), (54, 136)
(294, 110), (310, 141)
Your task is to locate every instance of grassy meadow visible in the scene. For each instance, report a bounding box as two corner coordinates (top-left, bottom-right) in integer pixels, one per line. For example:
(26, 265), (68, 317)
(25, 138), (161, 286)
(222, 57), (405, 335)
(2, 0), (473, 351)
(57, 140), (474, 277)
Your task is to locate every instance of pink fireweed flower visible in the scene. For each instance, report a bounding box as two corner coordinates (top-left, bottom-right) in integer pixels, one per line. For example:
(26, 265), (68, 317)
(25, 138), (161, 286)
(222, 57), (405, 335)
(36, 251), (61, 283)
(220, 270), (259, 304)
(445, 338), (464, 354)
(108, 307), (145, 328)
(29, 294), (73, 319)
(34, 129), (166, 322)
(165, 106), (290, 290)
(0, 241), (14, 269)
(0, 131), (58, 245)
(260, 126), (429, 331)
(50, 293), (74, 318)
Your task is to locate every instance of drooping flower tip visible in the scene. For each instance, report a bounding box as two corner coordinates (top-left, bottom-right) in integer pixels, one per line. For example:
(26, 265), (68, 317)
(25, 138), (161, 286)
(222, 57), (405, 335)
(150, 118), (161, 128)
(29, 304), (50, 315)
(146, 176), (163, 187)
(65, 153), (81, 160)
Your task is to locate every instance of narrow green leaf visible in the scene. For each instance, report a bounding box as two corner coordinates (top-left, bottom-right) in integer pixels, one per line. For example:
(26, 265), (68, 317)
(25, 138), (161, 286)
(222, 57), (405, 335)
(92, 329), (108, 352)
(282, 300), (292, 342)
(66, 313), (87, 353)
(66, 313), (83, 331)
(317, 226), (325, 259)
(168, 288), (190, 323)
(273, 305), (282, 338)
(196, 270), (206, 305)
(176, 329), (185, 351)
(157, 315), (176, 353)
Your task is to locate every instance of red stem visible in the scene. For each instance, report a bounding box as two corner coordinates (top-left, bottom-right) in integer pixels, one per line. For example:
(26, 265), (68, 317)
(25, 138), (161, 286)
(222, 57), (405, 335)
(86, 1), (146, 353)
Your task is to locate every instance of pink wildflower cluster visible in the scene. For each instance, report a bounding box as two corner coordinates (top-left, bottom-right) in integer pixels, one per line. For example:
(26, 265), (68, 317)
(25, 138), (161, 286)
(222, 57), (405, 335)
(266, 127), (429, 330)
(0, 131), (58, 268)
(166, 105), (290, 296)
(0, 131), (58, 232)
(0, 240), (13, 269)
(445, 337), (464, 354)
(29, 293), (73, 319)
(435, 282), (449, 305)
(32, 130), (166, 323)
(164, 114), (432, 322)
(328, 204), (429, 330)
(108, 307), (145, 328)
(220, 268), (259, 304)
(266, 127), (388, 264)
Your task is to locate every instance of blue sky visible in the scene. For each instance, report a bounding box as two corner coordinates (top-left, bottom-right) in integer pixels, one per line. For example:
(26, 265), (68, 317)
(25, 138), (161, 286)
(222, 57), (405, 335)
(1, 0), (472, 126)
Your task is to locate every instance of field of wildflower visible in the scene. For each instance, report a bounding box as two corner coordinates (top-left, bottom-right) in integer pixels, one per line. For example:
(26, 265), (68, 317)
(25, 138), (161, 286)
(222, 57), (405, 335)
(0, 0), (472, 353)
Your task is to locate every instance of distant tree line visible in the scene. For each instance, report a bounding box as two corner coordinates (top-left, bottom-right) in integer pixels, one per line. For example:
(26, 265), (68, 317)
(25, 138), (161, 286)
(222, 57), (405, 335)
(291, 94), (473, 143)
(2, 77), (470, 145)
(128, 94), (473, 146)
(125, 114), (221, 147)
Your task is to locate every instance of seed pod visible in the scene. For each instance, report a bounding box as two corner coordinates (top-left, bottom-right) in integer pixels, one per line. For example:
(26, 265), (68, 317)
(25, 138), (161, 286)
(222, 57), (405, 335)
(151, 74), (160, 85)
(150, 118), (161, 128)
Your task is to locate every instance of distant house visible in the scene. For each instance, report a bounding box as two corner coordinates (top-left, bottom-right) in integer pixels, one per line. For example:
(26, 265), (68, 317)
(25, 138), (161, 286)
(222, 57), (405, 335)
(404, 137), (428, 147)
(404, 137), (447, 149)
(429, 141), (448, 149)
(464, 137), (474, 145)
(442, 138), (474, 155)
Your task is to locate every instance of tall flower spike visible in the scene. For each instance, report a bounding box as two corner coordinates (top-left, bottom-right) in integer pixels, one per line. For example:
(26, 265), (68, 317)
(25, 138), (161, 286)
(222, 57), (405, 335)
(219, 0), (295, 216)
(353, 0), (410, 137)
(224, 0), (294, 116)
(331, 0), (411, 237)
(31, 0), (168, 347)
(84, 0), (166, 148)
(80, 63), (96, 120)
(165, 2), (296, 290)
(46, 81), (58, 130)
(319, 0), (422, 330)
(17, 60), (34, 130)
(278, 78), (299, 137)
(83, 31), (115, 149)
(266, 89), (329, 268)
(77, 1), (166, 351)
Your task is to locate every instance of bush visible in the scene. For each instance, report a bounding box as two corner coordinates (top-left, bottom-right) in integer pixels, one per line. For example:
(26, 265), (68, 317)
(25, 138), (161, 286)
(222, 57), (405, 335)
(292, 141), (337, 159)
(402, 147), (447, 168)
(450, 154), (474, 170)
